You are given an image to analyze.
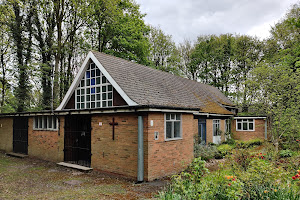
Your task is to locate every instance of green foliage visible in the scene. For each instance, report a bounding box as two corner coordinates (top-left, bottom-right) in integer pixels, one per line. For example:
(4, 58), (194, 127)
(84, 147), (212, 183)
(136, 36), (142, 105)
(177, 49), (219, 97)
(279, 149), (294, 158)
(236, 138), (263, 149)
(247, 3), (300, 149)
(161, 145), (300, 200)
(85, 0), (150, 65)
(1, 0), (152, 111)
(194, 144), (221, 160)
(159, 158), (209, 200)
(147, 25), (180, 74)
(217, 144), (233, 157)
(159, 158), (244, 200)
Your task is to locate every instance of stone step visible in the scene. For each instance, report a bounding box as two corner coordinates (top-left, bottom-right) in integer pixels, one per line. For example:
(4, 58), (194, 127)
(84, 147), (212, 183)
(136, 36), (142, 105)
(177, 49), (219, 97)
(57, 162), (93, 172)
(6, 152), (28, 158)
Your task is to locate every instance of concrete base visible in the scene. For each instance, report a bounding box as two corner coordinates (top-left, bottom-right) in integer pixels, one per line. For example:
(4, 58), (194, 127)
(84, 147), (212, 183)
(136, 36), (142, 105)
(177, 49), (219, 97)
(6, 152), (28, 158)
(57, 162), (93, 172)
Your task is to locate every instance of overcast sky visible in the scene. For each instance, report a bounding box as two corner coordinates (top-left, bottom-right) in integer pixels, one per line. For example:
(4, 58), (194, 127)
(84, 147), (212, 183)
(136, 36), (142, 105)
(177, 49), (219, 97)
(135, 0), (299, 44)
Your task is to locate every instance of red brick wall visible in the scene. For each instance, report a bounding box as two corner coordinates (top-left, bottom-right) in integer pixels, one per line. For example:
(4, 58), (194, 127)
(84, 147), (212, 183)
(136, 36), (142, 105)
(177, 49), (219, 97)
(232, 119), (265, 141)
(91, 113), (140, 179)
(0, 117), (13, 152)
(145, 113), (196, 181)
(28, 116), (64, 162)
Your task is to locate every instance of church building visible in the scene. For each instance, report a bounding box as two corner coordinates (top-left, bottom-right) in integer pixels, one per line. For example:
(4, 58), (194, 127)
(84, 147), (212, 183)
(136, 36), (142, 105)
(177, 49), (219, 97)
(0, 51), (259, 181)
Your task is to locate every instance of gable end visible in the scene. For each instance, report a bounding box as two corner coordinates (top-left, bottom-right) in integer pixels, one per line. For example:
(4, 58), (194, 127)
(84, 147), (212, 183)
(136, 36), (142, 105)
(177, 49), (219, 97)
(56, 51), (137, 110)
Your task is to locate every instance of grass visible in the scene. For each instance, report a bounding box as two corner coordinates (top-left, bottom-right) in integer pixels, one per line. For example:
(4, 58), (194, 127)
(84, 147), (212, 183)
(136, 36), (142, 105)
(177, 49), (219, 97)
(0, 152), (166, 199)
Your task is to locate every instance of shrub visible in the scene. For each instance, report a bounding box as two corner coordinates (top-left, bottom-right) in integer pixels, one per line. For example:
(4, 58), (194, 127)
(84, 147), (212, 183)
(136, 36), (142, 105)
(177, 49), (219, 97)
(247, 138), (263, 147)
(236, 138), (263, 149)
(217, 144), (233, 157)
(222, 138), (236, 145)
(159, 159), (244, 200)
(280, 149), (294, 158)
(194, 144), (221, 160)
(227, 149), (252, 171)
(159, 158), (209, 200)
(160, 149), (300, 200)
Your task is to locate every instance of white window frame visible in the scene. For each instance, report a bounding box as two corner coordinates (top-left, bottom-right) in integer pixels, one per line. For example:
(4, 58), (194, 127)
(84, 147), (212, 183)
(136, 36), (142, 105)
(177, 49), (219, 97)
(213, 119), (221, 136)
(33, 116), (58, 131)
(164, 113), (182, 141)
(236, 119), (255, 131)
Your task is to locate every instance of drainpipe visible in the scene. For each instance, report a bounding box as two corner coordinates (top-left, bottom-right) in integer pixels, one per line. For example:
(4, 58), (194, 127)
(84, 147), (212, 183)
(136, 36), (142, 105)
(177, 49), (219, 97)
(264, 118), (267, 140)
(137, 115), (144, 183)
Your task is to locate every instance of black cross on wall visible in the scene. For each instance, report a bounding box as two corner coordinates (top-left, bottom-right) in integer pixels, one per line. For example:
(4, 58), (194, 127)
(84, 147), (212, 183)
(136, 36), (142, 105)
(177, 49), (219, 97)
(109, 117), (118, 140)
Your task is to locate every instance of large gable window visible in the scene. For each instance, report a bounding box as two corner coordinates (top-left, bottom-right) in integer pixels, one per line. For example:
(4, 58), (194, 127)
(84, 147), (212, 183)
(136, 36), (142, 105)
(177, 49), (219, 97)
(236, 119), (254, 131)
(75, 62), (113, 109)
(165, 113), (182, 140)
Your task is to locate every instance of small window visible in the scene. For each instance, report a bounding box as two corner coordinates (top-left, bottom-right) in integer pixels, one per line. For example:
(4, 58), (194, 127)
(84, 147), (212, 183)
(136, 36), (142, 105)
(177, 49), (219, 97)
(165, 113), (182, 140)
(33, 116), (58, 131)
(236, 119), (255, 131)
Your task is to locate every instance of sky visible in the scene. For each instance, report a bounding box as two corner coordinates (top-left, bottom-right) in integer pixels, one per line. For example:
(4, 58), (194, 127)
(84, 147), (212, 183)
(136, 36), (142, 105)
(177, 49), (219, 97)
(135, 0), (299, 44)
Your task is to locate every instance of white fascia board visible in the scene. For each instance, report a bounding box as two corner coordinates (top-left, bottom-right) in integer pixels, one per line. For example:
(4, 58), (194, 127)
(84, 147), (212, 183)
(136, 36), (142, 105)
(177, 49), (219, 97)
(56, 51), (138, 110)
(234, 116), (266, 119)
(56, 52), (92, 110)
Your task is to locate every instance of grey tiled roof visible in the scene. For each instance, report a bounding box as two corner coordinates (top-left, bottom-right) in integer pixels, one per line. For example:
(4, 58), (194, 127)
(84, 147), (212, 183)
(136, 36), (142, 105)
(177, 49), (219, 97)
(92, 51), (234, 115)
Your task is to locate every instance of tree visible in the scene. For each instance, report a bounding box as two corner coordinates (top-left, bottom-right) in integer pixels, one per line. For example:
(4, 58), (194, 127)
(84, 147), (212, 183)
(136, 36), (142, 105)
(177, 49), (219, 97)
(177, 39), (195, 80)
(231, 35), (262, 112)
(147, 25), (179, 74)
(190, 35), (213, 83)
(247, 3), (300, 150)
(32, 0), (56, 109)
(0, 2), (13, 112)
(9, 0), (34, 112)
(85, 0), (150, 65)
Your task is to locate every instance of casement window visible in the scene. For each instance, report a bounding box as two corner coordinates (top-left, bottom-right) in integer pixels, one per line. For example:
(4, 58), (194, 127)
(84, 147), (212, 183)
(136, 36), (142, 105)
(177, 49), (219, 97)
(75, 62), (113, 109)
(34, 116), (58, 131)
(165, 113), (182, 140)
(213, 119), (221, 136)
(236, 119), (254, 131)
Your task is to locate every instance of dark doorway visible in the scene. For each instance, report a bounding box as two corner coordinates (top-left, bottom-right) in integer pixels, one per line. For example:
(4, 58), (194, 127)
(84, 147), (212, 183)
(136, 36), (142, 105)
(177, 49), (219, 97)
(198, 119), (206, 145)
(13, 117), (28, 154)
(64, 115), (91, 167)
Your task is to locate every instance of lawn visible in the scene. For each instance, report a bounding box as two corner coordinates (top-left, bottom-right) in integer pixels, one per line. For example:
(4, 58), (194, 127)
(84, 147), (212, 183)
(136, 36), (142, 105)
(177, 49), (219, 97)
(0, 152), (167, 200)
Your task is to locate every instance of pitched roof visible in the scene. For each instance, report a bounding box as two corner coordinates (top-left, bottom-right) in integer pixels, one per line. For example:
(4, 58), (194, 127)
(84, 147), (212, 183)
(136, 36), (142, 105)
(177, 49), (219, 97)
(90, 51), (234, 115)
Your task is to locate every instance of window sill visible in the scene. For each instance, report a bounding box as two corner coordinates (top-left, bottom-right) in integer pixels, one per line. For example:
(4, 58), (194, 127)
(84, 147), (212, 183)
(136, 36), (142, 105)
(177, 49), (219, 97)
(33, 129), (58, 132)
(236, 130), (255, 132)
(165, 137), (182, 142)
